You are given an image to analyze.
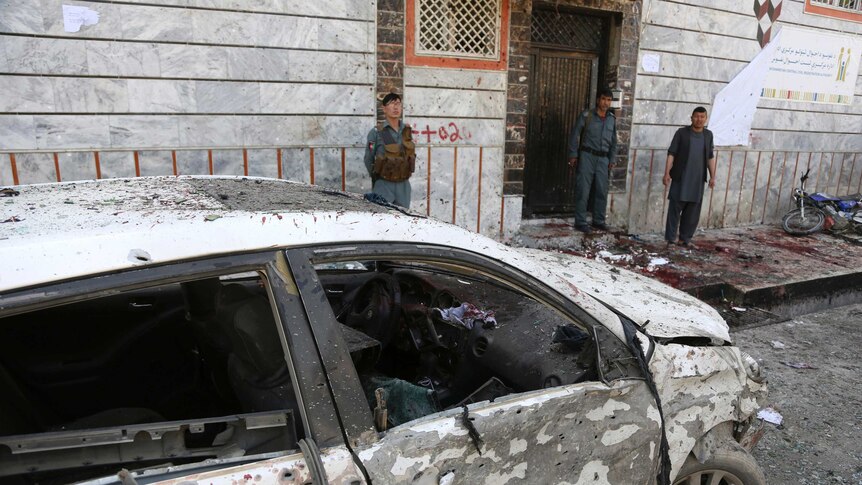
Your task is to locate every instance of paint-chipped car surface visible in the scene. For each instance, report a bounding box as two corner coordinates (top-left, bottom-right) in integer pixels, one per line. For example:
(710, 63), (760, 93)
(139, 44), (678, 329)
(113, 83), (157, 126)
(0, 177), (767, 485)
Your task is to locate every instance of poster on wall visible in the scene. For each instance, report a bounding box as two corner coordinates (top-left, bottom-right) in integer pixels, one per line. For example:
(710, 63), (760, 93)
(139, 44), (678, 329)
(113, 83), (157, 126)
(762, 26), (861, 105)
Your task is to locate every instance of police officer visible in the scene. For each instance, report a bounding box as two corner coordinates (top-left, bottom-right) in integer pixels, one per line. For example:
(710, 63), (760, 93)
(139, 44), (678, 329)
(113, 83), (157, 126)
(567, 88), (618, 233)
(364, 93), (415, 208)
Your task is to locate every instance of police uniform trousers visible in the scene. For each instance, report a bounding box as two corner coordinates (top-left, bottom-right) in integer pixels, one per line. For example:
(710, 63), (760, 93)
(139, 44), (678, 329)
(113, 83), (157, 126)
(574, 152), (609, 227)
(373, 179), (412, 209)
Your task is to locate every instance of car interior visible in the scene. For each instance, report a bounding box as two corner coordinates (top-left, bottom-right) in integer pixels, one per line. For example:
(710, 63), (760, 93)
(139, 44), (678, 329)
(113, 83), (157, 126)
(0, 257), (635, 483)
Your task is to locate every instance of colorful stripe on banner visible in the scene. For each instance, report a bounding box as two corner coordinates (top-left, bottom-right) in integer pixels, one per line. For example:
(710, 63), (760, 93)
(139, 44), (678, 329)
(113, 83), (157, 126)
(761, 88), (851, 104)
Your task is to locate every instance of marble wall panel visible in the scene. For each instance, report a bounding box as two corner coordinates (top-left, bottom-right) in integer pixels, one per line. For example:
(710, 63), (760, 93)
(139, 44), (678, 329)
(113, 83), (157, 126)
(634, 77), (720, 107)
(639, 24), (759, 63)
(746, 151), (773, 225)
(701, 150), (731, 228)
(257, 14), (317, 50)
(178, 115), (244, 147)
(760, 151), (790, 224)
(226, 47), (265, 81)
(128, 80), (195, 113)
(405, 87), (507, 118)
(318, 85), (374, 116)
(0, 115), (36, 149)
(405, 67), (507, 91)
(428, 147), (455, 224)
(404, 118), (506, 147)
(40, 0), (123, 37)
(246, 148), (279, 178)
(98, 151), (137, 179)
(637, 50), (746, 83)
(304, 116), (372, 147)
(749, 131), (862, 152)
(281, 147), (312, 184)
(120, 4), (193, 42)
(260, 84), (322, 114)
(343, 147), (368, 194)
(138, 150), (176, 176)
(626, 150), (661, 231)
(758, 97), (862, 117)
(0, 152), (14, 186)
(158, 44), (228, 78)
(211, 149), (244, 175)
(659, 0), (856, 32)
(501, 195), (522, 241)
(837, 153), (860, 196)
(0, 36), (7, 72)
(848, 155), (862, 196)
(56, 151), (98, 181)
(241, 115), (305, 146)
(0, 1), (45, 34)
(454, 147), (481, 232)
(87, 41), (160, 77)
(195, 81), (260, 114)
(410, 146), (430, 216)
(643, 0), (757, 39)
(53, 78), (129, 113)
(131, 0), (373, 20)
(175, 149), (210, 175)
(14, 153), (56, 185)
(255, 49), (291, 81)
(720, 150), (750, 227)
(775, 152), (806, 214)
(286, 51), (373, 84)
(319, 18), (369, 52)
(192, 10), (259, 46)
(479, 147), (504, 239)
(643, 167), (668, 232)
(3, 36), (88, 75)
(109, 116), (180, 148)
(312, 148), (344, 191)
(35, 115), (111, 149)
(0, 76), (54, 112)
(822, 152), (844, 195)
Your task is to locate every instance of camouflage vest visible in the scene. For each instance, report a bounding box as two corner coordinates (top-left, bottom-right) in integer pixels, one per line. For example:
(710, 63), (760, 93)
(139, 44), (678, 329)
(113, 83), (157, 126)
(373, 125), (415, 182)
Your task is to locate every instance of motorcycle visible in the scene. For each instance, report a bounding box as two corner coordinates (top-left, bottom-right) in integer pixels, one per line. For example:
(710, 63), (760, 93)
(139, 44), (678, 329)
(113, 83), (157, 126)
(781, 168), (862, 236)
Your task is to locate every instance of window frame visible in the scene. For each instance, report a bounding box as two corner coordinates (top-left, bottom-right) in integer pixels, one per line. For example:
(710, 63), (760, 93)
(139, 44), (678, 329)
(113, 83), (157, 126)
(405, 0), (511, 70)
(0, 250), (346, 448)
(804, 0), (862, 22)
(288, 242), (646, 442)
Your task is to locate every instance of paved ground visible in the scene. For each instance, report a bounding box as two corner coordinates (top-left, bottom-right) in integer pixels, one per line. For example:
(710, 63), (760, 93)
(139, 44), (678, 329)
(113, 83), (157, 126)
(513, 222), (862, 319)
(735, 303), (862, 485)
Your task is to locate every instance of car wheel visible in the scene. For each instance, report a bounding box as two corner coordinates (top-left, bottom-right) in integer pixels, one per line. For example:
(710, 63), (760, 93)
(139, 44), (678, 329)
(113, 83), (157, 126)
(673, 442), (766, 485)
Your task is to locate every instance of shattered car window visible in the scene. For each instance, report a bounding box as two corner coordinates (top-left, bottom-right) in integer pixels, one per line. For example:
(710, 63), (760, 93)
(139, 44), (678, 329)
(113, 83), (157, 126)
(0, 273), (301, 483)
(313, 259), (606, 430)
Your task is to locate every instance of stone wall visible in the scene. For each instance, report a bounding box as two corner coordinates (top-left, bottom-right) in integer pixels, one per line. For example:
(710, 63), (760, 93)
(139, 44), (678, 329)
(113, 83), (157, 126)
(0, 0), (376, 191)
(621, 0), (862, 233)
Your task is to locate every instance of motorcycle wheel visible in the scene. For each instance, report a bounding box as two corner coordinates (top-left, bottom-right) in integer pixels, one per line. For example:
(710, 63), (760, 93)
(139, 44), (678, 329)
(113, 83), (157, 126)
(782, 208), (824, 235)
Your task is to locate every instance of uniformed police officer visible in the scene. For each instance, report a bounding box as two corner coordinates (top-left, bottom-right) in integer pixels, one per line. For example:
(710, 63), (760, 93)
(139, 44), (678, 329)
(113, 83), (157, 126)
(364, 93), (415, 208)
(567, 88), (618, 233)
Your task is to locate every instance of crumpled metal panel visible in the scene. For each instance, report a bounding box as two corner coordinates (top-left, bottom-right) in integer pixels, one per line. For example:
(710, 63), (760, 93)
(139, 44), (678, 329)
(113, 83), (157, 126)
(357, 380), (660, 484)
(149, 446), (364, 484)
(649, 344), (768, 479)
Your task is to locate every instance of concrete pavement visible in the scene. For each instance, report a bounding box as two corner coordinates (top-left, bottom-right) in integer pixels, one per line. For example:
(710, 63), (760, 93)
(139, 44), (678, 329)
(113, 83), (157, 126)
(511, 219), (862, 324)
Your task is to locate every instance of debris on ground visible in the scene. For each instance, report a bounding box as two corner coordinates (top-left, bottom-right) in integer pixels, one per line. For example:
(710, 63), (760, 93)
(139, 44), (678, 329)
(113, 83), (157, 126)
(732, 306), (747, 312)
(779, 361), (817, 370)
(757, 406), (784, 426)
(770, 340), (786, 349)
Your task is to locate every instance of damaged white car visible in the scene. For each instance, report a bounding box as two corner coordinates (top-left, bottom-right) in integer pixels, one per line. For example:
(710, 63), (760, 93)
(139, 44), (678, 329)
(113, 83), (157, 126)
(0, 177), (766, 485)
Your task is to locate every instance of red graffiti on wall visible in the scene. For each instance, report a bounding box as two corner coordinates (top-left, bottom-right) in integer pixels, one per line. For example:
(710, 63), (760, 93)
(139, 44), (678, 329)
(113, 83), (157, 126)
(409, 122), (473, 144)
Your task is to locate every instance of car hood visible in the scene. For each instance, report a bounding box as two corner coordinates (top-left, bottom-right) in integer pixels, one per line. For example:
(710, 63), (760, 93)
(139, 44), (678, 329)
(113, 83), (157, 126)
(513, 248), (731, 345)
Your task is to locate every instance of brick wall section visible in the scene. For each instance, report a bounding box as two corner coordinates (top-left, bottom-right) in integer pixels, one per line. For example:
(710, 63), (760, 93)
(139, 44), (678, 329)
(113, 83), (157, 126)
(377, 0), (405, 123)
(504, 0), (531, 196)
(503, 0), (641, 195)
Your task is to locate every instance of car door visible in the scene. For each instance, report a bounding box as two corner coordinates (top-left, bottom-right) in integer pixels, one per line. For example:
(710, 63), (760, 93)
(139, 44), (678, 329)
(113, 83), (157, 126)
(0, 251), (366, 484)
(287, 244), (662, 484)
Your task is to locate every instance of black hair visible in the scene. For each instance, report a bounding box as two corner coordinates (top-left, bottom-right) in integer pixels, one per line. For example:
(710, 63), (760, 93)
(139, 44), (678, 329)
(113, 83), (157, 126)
(598, 87), (614, 99)
(382, 92), (402, 106)
(692, 106), (707, 115)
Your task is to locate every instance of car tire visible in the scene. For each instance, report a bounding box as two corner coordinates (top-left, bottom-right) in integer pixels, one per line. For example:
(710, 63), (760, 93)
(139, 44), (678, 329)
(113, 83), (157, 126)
(672, 441), (766, 485)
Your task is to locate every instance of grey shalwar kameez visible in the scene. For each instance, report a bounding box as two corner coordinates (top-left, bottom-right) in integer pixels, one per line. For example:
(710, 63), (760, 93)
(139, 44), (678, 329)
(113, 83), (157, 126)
(664, 126), (714, 244)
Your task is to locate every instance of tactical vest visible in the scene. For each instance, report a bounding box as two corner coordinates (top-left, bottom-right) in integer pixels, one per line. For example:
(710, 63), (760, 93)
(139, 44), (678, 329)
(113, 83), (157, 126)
(373, 125), (415, 182)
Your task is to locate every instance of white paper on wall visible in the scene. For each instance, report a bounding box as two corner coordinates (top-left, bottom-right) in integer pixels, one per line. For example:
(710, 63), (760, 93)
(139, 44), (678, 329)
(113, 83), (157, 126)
(641, 53), (661, 73)
(62, 4), (100, 33)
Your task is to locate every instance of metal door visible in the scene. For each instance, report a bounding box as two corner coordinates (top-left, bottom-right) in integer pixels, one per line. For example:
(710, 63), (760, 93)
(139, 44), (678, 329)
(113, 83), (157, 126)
(524, 51), (597, 215)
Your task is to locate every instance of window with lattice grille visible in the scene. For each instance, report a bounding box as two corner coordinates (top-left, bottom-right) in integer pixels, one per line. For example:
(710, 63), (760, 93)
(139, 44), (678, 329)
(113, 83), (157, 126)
(415, 0), (502, 60)
(805, 0), (862, 21)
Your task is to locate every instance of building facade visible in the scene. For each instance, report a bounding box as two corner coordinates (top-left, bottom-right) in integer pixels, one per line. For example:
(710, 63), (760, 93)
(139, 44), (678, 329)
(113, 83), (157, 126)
(0, 0), (860, 239)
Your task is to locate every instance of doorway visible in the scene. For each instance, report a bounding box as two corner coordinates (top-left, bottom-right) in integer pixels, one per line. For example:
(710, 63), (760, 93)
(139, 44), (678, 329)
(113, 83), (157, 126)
(524, 8), (609, 216)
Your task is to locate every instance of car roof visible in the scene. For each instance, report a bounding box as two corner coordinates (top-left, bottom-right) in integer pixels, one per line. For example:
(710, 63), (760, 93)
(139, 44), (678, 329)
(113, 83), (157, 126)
(0, 176), (503, 293)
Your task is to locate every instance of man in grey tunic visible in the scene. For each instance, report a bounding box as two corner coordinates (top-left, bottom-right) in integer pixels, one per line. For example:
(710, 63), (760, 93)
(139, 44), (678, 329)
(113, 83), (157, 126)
(567, 88), (617, 233)
(364, 93), (414, 208)
(662, 106), (717, 247)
